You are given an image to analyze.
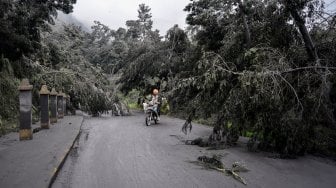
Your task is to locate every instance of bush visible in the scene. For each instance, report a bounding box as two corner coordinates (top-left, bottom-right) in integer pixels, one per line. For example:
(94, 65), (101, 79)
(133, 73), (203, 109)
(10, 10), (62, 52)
(0, 57), (19, 120)
(87, 92), (110, 117)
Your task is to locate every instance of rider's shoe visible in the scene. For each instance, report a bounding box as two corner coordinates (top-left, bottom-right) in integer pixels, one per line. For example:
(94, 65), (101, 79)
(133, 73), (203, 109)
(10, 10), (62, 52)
(157, 116), (160, 121)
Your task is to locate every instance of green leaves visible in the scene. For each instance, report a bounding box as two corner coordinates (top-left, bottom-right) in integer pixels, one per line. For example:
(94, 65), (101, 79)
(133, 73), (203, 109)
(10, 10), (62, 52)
(0, 0), (77, 60)
(126, 4), (155, 41)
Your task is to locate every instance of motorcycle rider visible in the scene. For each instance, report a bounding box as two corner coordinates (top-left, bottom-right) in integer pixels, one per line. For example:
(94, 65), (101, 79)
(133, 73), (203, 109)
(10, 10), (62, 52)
(150, 88), (161, 120)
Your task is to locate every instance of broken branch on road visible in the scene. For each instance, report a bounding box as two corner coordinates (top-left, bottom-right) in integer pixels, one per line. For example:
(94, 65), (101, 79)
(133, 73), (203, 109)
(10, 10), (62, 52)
(190, 155), (249, 185)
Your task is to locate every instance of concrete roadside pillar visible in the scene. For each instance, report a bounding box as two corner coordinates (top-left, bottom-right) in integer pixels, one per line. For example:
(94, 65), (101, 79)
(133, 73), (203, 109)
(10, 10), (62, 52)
(50, 88), (58, 124)
(18, 79), (33, 140)
(69, 95), (75, 115)
(63, 93), (67, 116)
(69, 95), (73, 115)
(65, 94), (71, 116)
(39, 85), (50, 129)
(57, 91), (64, 119)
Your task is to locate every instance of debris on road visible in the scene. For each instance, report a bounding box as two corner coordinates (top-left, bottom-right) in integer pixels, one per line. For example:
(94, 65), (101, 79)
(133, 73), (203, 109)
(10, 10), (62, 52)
(185, 137), (229, 150)
(185, 137), (209, 147)
(190, 155), (249, 185)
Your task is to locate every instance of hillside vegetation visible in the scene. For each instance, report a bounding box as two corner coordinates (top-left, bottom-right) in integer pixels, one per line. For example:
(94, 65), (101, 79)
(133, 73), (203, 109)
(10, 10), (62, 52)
(0, 0), (336, 158)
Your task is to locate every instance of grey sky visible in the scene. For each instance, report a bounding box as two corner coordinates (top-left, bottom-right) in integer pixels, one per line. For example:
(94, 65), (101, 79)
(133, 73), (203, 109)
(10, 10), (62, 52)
(71, 0), (336, 35)
(326, 0), (336, 11)
(71, 0), (190, 35)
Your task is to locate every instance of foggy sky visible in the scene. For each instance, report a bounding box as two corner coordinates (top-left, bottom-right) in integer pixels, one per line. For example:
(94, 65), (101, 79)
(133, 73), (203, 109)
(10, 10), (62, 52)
(71, 0), (336, 35)
(71, 0), (190, 35)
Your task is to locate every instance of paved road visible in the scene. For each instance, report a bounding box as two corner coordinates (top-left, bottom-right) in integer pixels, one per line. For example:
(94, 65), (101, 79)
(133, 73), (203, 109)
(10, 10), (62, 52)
(53, 113), (336, 188)
(0, 115), (83, 188)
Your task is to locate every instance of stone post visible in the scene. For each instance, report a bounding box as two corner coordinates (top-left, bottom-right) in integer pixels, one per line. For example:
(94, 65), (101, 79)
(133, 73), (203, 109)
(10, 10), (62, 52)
(39, 85), (50, 129)
(18, 79), (33, 140)
(68, 95), (75, 115)
(63, 93), (67, 116)
(65, 94), (71, 116)
(50, 88), (58, 123)
(57, 91), (64, 119)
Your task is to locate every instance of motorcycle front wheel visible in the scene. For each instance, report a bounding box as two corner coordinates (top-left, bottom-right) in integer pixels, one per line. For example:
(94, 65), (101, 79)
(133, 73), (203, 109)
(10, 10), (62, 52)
(145, 114), (151, 126)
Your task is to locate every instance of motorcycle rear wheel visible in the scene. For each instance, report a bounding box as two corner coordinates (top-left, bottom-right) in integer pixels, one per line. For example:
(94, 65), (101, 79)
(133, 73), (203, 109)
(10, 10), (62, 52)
(154, 116), (158, 124)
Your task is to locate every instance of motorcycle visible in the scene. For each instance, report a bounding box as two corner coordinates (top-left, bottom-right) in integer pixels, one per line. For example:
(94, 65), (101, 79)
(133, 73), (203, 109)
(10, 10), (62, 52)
(143, 102), (159, 126)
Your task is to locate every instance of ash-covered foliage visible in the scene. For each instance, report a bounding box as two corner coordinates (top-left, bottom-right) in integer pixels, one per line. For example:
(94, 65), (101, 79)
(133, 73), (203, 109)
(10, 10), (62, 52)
(190, 155), (249, 185)
(1, 0), (336, 158)
(115, 1), (336, 157)
(0, 0), (112, 126)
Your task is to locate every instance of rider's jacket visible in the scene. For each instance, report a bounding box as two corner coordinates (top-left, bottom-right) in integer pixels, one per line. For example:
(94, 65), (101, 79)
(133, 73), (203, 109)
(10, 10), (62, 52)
(151, 94), (159, 106)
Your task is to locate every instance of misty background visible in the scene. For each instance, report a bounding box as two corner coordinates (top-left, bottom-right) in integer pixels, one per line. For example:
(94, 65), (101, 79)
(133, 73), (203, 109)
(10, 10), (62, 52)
(57, 0), (190, 34)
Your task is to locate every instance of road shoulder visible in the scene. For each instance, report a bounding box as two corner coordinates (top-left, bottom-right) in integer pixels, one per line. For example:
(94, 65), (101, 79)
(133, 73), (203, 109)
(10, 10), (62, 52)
(0, 115), (84, 188)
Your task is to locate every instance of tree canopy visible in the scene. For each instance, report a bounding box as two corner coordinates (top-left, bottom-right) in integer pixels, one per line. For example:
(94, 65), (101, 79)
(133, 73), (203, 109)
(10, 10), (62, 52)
(1, 1), (336, 157)
(117, 1), (336, 157)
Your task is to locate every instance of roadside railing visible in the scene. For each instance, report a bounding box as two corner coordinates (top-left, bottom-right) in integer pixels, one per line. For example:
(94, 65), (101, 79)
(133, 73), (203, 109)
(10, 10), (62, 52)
(18, 78), (71, 140)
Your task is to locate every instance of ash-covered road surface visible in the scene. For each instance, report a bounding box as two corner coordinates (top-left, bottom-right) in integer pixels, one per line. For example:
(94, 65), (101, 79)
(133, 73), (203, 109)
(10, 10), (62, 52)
(52, 113), (336, 188)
